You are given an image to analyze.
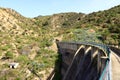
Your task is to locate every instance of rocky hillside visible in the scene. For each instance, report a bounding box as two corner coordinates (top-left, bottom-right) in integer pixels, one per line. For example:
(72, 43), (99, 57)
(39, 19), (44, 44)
(0, 5), (120, 80)
(34, 5), (120, 45)
(78, 5), (120, 45)
(0, 8), (57, 80)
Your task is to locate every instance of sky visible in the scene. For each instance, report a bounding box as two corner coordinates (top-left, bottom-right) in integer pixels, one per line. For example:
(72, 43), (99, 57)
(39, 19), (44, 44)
(0, 0), (120, 18)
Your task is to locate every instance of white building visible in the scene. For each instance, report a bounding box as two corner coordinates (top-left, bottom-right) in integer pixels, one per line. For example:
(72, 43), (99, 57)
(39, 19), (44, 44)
(9, 62), (19, 69)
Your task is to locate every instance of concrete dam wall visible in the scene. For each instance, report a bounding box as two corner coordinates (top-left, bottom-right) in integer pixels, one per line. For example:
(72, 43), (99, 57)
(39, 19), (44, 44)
(56, 41), (110, 80)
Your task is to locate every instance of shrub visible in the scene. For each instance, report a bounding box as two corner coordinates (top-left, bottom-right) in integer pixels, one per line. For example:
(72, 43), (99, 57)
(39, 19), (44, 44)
(16, 55), (29, 64)
(42, 21), (48, 26)
(2, 45), (10, 51)
(5, 51), (13, 59)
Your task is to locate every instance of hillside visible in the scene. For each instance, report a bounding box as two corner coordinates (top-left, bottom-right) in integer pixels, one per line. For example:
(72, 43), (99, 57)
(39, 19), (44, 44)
(79, 5), (120, 45)
(34, 5), (120, 45)
(0, 8), (57, 80)
(0, 5), (120, 80)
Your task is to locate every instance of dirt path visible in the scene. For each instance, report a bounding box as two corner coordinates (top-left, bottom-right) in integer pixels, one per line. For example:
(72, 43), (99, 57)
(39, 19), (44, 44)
(111, 51), (120, 80)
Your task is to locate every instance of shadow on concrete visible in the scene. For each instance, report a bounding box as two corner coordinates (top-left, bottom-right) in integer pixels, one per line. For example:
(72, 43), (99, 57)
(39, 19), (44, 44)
(47, 53), (62, 80)
(52, 53), (62, 80)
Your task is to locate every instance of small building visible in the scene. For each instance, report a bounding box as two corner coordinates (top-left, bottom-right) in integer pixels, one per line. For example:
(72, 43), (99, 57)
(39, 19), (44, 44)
(9, 62), (19, 69)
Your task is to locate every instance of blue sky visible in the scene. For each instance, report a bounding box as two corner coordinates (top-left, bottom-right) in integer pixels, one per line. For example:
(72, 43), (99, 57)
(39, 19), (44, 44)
(0, 0), (120, 18)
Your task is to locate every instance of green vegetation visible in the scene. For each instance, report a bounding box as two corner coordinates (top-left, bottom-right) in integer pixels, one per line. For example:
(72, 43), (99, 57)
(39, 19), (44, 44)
(78, 5), (120, 45)
(5, 51), (13, 59)
(0, 5), (120, 80)
(16, 55), (29, 63)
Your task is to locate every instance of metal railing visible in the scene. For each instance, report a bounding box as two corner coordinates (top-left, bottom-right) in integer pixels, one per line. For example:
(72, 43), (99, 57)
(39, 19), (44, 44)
(99, 59), (111, 80)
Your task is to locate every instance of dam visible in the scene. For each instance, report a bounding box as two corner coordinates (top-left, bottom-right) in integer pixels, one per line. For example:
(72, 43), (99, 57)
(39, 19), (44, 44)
(48, 41), (120, 80)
